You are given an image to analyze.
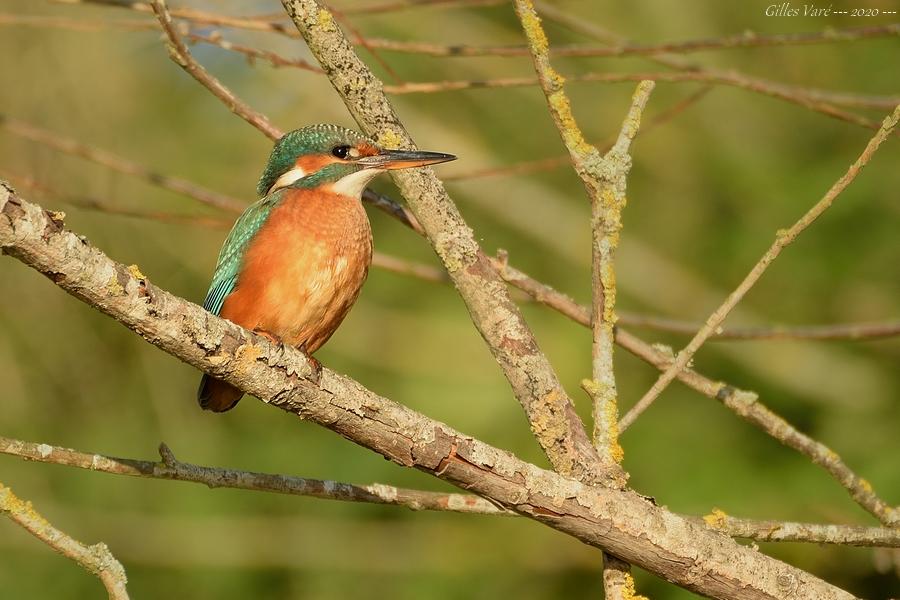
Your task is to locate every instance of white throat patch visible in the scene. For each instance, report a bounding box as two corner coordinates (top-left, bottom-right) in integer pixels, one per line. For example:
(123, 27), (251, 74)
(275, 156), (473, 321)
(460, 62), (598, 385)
(330, 168), (383, 198)
(267, 166), (307, 194)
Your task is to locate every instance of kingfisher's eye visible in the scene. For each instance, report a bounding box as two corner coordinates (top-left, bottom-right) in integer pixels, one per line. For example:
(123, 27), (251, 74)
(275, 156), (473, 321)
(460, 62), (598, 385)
(332, 145), (352, 159)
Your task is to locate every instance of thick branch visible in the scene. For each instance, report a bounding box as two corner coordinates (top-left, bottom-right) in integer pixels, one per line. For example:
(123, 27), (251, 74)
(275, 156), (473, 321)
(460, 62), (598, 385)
(0, 481), (129, 599)
(0, 185), (859, 600)
(279, 0), (606, 484)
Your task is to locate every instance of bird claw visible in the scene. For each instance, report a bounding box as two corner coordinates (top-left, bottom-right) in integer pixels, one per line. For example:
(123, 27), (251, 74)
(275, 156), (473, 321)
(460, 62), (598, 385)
(298, 343), (322, 384)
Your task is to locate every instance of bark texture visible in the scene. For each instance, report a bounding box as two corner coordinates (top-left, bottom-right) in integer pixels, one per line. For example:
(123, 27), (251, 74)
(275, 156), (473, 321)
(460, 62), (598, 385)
(0, 184), (859, 600)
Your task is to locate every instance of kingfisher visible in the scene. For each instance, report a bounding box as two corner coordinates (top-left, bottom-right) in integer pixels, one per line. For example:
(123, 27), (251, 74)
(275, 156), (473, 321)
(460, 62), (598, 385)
(198, 124), (455, 412)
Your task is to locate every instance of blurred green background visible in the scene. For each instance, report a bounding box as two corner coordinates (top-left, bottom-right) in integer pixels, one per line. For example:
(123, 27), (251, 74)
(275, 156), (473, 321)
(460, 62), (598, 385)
(1, 0), (898, 597)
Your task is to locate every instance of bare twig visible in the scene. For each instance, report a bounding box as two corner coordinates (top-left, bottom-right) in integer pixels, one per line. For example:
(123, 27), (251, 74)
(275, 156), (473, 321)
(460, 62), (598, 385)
(617, 314), (900, 341)
(701, 509), (900, 547)
(0, 115), (246, 213)
(2, 434), (897, 547)
(185, 30), (323, 73)
(0, 186), (864, 599)
(0, 13), (155, 32)
(491, 258), (899, 528)
(381, 72), (888, 131)
(620, 104), (900, 433)
(445, 86), (710, 181)
(0, 481), (129, 599)
(150, 0), (282, 141)
(339, 0), (506, 14)
(360, 24), (900, 58)
(0, 436), (508, 516)
(281, 0), (608, 485)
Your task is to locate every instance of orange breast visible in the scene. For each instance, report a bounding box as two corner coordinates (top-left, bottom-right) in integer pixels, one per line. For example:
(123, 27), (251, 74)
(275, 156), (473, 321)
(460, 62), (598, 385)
(220, 188), (373, 353)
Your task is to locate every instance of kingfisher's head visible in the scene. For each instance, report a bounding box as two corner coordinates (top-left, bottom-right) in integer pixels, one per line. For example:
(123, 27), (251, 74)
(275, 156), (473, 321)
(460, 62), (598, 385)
(257, 124), (456, 198)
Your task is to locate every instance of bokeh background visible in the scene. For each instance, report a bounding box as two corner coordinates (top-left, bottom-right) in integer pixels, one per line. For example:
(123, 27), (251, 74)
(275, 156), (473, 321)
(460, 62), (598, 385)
(1, 0), (899, 597)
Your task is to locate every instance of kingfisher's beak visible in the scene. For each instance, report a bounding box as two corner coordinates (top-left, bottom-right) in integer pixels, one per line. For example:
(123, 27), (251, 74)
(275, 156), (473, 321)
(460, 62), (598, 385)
(358, 149), (456, 170)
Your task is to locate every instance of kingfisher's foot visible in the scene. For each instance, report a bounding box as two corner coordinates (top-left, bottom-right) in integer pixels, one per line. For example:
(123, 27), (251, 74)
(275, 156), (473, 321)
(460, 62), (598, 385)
(253, 329), (283, 347)
(298, 343), (322, 384)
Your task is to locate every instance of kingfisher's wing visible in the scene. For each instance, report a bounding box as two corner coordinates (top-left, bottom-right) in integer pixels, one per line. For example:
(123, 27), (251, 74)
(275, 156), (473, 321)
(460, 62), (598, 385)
(202, 190), (284, 315)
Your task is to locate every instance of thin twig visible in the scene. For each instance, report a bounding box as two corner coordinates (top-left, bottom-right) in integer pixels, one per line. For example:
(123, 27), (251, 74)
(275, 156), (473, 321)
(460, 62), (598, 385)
(445, 86), (711, 181)
(491, 258), (899, 528)
(2, 435), (896, 547)
(0, 13), (156, 31)
(359, 24), (900, 58)
(150, 0), (282, 141)
(0, 115), (246, 213)
(185, 30), (323, 73)
(0, 481), (130, 599)
(0, 436), (508, 516)
(49, 2), (899, 115)
(620, 104), (900, 433)
(339, 0), (506, 14)
(617, 313), (900, 341)
(700, 509), (900, 547)
(381, 72), (889, 131)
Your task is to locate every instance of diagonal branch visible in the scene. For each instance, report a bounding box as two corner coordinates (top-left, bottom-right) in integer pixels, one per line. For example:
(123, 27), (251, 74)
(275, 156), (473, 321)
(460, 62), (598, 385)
(620, 104), (900, 433)
(0, 184), (860, 600)
(494, 260), (899, 528)
(0, 480), (129, 599)
(279, 0), (607, 484)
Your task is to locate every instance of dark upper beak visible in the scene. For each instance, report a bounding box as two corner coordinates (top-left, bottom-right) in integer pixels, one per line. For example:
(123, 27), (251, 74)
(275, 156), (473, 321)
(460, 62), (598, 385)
(357, 149), (456, 170)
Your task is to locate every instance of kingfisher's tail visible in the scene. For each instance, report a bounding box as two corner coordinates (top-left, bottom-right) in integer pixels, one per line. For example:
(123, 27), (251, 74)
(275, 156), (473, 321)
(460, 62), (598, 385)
(197, 374), (243, 412)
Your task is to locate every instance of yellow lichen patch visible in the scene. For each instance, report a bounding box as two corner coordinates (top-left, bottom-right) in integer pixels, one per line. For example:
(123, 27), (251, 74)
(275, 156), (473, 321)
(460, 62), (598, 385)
(858, 478), (873, 493)
(316, 8), (335, 31)
(127, 264), (146, 280)
(619, 571), (649, 600)
(105, 274), (124, 296)
(48, 210), (66, 222)
(548, 92), (591, 155)
(517, 0), (549, 55)
(376, 129), (405, 150)
(604, 399), (624, 464)
(0, 485), (45, 527)
(703, 507), (728, 529)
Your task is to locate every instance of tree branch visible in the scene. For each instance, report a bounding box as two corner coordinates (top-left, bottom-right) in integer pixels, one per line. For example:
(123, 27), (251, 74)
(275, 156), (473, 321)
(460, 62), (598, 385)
(279, 0), (607, 485)
(0, 435), (508, 516)
(620, 104), (900, 435)
(358, 24), (900, 59)
(0, 480), (129, 599)
(0, 184), (861, 599)
(493, 259), (899, 528)
(701, 509), (900, 547)
(3, 434), (897, 547)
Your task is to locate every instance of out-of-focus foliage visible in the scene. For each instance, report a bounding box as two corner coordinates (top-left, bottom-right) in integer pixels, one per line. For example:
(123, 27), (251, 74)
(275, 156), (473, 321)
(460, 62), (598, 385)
(1, 0), (898, 598)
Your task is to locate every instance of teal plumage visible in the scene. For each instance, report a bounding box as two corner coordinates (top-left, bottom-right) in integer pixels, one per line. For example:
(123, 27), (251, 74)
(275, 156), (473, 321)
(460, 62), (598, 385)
(202, 191), (284, 316)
